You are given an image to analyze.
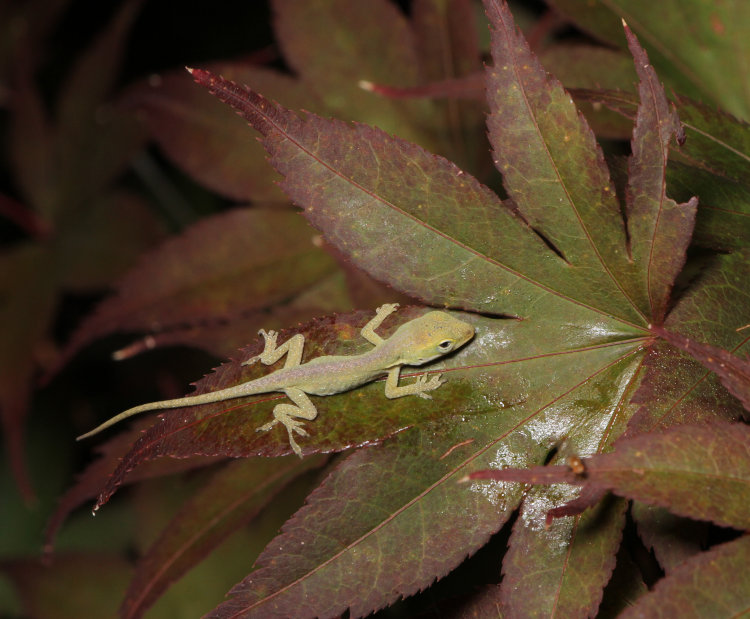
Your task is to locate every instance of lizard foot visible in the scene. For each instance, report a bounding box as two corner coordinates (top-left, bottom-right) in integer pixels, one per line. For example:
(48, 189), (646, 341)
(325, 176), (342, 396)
(258, 329), (278, 347)
(256, 418), (306, 457)
(414, 374), (445, 399)
(280, 418), (309, 437)
(257, 416), (308, 438)
(376, 302), (400, 316)
(243, 329), (279, 366)
(257, 416), (308, 458)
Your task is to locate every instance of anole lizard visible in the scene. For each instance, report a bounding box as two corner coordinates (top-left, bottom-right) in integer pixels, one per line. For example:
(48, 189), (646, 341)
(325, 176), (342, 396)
(77, 304), (475, 456)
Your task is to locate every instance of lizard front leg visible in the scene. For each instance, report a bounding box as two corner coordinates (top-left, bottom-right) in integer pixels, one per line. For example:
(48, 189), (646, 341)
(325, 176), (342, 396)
(383, 366), (445, 400)
(360, 303), (400, 346)
(256, 387), (318, 457)
(243, 330), (305, 368)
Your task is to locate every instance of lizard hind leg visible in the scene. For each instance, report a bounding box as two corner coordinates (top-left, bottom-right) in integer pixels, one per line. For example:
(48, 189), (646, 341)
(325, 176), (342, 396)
(256, 387), (318, 457)
(243, 330), (305, 368)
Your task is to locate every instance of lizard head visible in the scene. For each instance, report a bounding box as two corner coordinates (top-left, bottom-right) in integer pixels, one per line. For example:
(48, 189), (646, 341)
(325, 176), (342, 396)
(393, 311), (475, 366)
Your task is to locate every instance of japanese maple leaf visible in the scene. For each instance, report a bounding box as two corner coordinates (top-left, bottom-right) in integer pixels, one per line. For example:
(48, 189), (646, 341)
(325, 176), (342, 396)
(69, 1), (749, 617)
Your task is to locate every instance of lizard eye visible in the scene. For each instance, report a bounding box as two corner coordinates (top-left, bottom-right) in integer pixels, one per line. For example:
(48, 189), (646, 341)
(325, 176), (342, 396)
(438, 340), (454, 351)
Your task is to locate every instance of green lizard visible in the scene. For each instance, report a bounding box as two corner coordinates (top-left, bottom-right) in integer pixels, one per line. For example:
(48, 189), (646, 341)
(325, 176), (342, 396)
(77, 304), (475, 456)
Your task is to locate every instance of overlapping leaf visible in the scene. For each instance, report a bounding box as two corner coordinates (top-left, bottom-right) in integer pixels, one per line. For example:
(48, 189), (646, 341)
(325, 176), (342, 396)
(132, 0), (477, 205)
(549, 0), (750, 121)
(500, 494), (627, 618)
(595, 423), (750, 530)
(627, 250), (750, 434)
(411, 0), (481, 89)
(128, 63), (321, 202)
(539, 44), (636, 139)
(409, 0), (485, 171)
(631, 503), (707, 573)
(620, 535), (750, 618)
(667, 101), (750, 251)
(578, 91), (750, 187)
(597, 545), (649, 615)
(54, 207), (338, 372)
(272, 0), (444, 154)
(467, 422), (750, 530)
(43, 420), (225, 555)
(576, 88), (750, 251)
(653, 327), (750, 412)
(120, 455), (326, 619)
(109, 271), (357, 362)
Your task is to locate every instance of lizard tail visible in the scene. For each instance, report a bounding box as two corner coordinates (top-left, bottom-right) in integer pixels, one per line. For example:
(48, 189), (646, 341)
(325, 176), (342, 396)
(76, 383), (262, 441)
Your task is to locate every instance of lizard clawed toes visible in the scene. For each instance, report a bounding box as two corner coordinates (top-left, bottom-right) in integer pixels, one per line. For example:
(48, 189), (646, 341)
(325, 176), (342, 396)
(256, 419), (278, 433)
(415, 374), (445, 398)
(257, 418), (306, 457)
(376, 302), (400, 314)
(258, 329), (278, 345)
(284, 420), (309, 437)
(246, 329), (280, 366)
(256, 417), (308, 437)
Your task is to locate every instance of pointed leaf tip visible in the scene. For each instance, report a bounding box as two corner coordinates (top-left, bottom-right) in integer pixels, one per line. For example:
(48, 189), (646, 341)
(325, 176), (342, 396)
(188, 68), (284, 139)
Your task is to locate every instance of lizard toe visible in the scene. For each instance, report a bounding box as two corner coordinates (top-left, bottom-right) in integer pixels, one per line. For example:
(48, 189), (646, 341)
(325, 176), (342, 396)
(288, 423), (309, 437)
(257, 420), (278, 433)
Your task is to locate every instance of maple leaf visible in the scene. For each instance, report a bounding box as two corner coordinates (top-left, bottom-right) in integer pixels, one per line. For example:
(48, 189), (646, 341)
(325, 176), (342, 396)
(50, 0), (486, 373)
(119, 455), (327, 619)
(571, 89), (750, 252)
(619, 535), (750, 618)
(37, 1), (749, 618)
(54, 1), (750, 615)
(124, 63), (319, 203)
(52, 208), (341, 371)
(183, 8), (742, 616)
(466, 421), (750, 530)
(551, 0), (750, 122)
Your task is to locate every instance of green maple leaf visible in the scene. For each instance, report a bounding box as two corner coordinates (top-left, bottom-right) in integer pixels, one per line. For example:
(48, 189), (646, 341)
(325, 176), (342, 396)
(549, 0), (750, 121)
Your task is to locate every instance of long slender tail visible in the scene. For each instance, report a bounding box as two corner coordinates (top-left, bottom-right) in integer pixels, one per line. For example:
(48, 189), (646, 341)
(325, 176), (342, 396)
(76, 382), (262, 441)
